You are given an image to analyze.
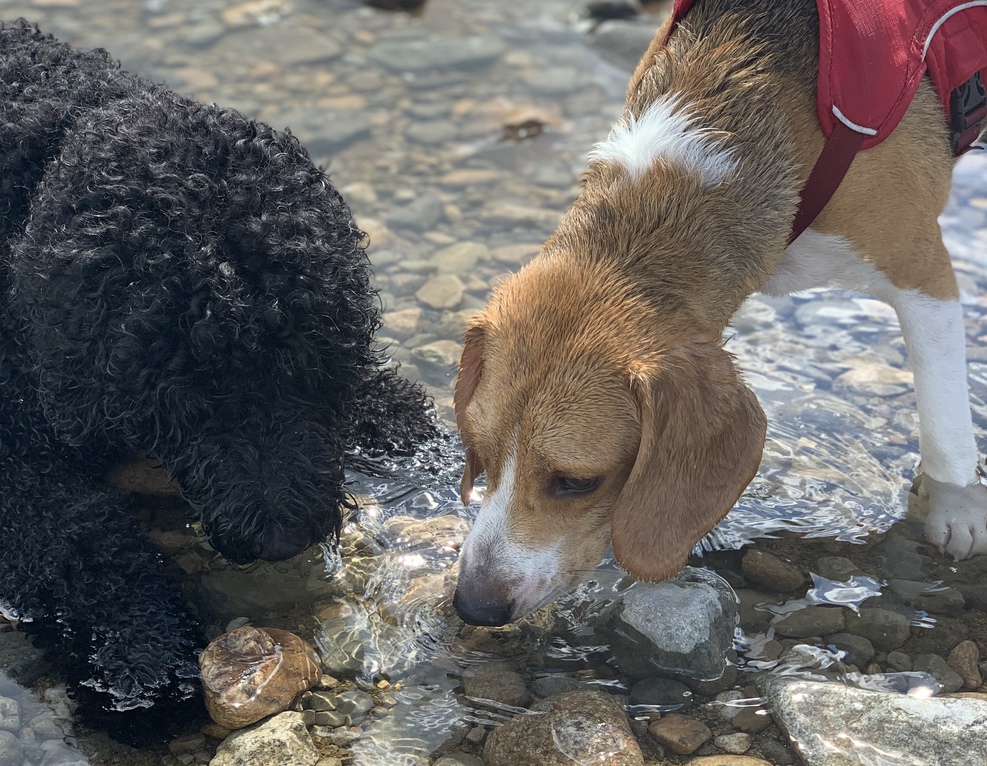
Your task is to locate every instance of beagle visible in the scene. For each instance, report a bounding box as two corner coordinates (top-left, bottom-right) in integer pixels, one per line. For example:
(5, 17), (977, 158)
(452, 0), (987, 627)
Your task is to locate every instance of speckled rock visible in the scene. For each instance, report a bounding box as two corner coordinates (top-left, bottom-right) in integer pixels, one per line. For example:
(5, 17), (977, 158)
(714, 732), (752, 754)
(764, 677), (987, 765)
(689, 758), (773, 766)
(741, 549), (804, 592)
(648, 713), (712, 755)
(483, 690), (643, 766)
(530, 674), (579, 698)
(0, 698), (18, 733)
(209, 712), (319, 766)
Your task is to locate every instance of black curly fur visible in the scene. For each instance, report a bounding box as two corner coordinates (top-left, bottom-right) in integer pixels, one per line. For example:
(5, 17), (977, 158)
(0, 20), (435, 716)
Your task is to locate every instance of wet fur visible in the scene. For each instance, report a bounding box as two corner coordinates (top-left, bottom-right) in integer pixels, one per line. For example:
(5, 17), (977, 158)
(0, 20), (434, 717)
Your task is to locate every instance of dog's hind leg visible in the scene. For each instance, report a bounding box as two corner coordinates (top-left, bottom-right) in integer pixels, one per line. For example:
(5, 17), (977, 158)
(891, 242), (987, 559)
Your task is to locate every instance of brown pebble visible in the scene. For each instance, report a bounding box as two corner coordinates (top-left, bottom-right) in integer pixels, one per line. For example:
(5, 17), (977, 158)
(648, 713), (712, 755)
(948, 640), (983, 690)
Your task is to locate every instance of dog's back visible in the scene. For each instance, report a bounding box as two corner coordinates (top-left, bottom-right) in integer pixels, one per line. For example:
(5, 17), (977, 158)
(0, 21), (147, 243)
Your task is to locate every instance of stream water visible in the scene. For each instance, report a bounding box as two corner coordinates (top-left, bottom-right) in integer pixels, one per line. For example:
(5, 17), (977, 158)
(3, 0), (987, 764)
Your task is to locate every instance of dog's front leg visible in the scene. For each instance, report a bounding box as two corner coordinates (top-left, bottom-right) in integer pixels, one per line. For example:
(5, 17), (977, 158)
(893, 257), (987, 559)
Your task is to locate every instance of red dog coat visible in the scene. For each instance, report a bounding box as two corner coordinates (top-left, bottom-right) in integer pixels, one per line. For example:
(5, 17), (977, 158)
(664, 0), (987, 239)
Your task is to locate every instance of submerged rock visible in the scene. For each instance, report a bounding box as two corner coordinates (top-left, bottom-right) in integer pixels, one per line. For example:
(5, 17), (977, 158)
(209, 712), (319, 766)
(763, 677), (987, 765)
(200, 627), (321, 730)
(605, 568), (738, 681)
(483, 690), (643, 766)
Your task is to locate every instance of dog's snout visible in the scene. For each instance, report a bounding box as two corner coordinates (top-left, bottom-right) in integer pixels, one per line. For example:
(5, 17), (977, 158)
(452, 587), (513, 627)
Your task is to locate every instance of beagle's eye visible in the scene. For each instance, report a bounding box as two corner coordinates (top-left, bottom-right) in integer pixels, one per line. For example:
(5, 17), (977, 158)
(552, 475), (603, 497)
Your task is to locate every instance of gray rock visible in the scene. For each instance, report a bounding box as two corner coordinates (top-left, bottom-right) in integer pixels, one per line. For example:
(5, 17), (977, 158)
(430, 242), (488, 274)
(741, 549), (804, 592)
(209, 712), (319, 766)
(214, 26), (341, 66)
(813, 556), (863, 581)
(530, 674), (579, 698)
(948, 640), (982, 690)
(0, 731), (21, 766)
(483, 690), (644, 766)
(411, 339), (462, 368)
(886, 650), (912, 672)
(434, 755), (483, 766)
(0, 697), (18, 733)
(277, 108), (373, 157)
(773, 606), (845, 638)
(526, 66), (581, 96)
(0, 630), (51, 685)
(461, 665), (529, 708)
(406, 120), (459, 145)
(367, 36), (506, 72)
(844, 608), (911, 651)
(764, 677), (987, 765)
(335, 690), (373, 718)
(416, 275), (464, 309)
(823, 632), (875, 668)
(590, 19), (662, 70)
(714, 732), (752, 754)
(628, 677), (693, 710)
(387, 194), (445, 232)
(606, 569), (737, 681)
(888, 579), (966, 616)
(912, 654), (965, 694)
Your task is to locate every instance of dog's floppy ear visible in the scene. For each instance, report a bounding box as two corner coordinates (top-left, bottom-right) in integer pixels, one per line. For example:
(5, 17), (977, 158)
(612, 342), (766, 582)
(454, 319), (485, 505)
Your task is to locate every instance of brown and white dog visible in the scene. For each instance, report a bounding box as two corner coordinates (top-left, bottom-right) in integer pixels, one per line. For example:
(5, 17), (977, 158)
(452, 0), (987, 627)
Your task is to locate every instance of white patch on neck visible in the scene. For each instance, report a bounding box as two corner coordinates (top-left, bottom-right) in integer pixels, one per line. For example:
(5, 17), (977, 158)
(588, 95), (737, 185)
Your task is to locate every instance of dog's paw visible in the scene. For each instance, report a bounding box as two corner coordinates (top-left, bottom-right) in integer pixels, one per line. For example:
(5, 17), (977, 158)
(921, 475), (987, 560)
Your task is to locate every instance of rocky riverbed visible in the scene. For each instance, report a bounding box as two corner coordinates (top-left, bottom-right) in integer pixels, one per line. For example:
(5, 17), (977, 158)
(4, 0), (987, 764)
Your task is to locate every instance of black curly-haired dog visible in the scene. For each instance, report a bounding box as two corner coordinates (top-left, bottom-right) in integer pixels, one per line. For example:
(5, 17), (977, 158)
(0, 20), (434, 719)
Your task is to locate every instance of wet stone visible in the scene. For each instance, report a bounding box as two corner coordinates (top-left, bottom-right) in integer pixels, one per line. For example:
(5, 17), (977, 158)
(0, 697), (18, 733)
(461, 665), (529, 708)
(366, 36), (507, 72)
(406, 119), (459, 145)
(313, 711), (346, 727)
(886, 650), (912, 672)
(844, 608), (911, 651)
(649, 713), (712, 755)
(411, 340), (462, 368)
(335, 690), (373, 719)
(813, 556), (863, 581)
(304, 692), (338, 712)
(713, 732), (752, 754)
(169, 733), (206, 755)
(741, 549), (804, 592)
(211, 712), (319, 766)
(590, 19), (662, 70)
(434, 755), (484, 766)
(386, 194), (444, 232)
(416, 275), (464, 309)
(628, 677), (693, 710)
(430, 241), (488, 274)
(0, 731), (21, 766)
(764, 677), (987, 765)
(774, 606), (845, 638)
(888, 579), (966, 616)
(483, 690), (644, 766)
(530, 674), (579, 698)
(948, 640), (983, 690)
(823, 632), (875, 667)
(607, 571), (738, 681)
(913, 654), (965, 694)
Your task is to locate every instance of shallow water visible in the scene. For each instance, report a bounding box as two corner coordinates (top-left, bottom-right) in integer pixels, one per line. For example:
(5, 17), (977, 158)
(4, 0), (987, 764)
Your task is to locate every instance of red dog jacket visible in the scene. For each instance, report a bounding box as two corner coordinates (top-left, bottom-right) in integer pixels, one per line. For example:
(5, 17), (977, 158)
(664, 0), (987, 240)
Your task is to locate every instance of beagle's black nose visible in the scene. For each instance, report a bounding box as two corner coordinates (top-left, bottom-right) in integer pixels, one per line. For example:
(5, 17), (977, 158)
(453, 588), (513, 626)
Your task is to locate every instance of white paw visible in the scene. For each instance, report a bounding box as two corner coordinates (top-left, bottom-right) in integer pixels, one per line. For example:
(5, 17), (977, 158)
(921, 475), (987, 560)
